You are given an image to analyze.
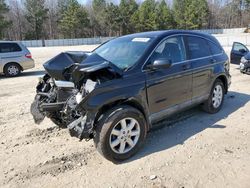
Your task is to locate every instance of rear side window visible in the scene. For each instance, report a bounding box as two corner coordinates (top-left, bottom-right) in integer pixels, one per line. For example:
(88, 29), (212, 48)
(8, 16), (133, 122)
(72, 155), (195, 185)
(0, 43), (22, 53)
(187, 36), (211, 59)
(208, 41), (223, 55)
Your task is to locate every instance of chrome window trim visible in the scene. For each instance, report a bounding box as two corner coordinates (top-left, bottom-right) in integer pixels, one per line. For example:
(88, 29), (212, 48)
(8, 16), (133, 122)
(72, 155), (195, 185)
(142, 33), (224, 72)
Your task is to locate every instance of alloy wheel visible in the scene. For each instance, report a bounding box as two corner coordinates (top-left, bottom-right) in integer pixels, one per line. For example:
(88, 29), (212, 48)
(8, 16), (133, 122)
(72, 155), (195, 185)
(7, 65), (19, 76)
(212, 85), (223, 108)
(109, 118), (140, 154)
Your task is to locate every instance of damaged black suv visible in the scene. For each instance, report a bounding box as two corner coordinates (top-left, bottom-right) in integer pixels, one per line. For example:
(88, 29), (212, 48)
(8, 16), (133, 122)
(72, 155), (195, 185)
(31, 30), (231, 162)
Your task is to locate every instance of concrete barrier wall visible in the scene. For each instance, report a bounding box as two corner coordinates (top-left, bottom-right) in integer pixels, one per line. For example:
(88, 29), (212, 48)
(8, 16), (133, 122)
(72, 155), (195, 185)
(214, 34), (250, 47)
(17, 28), (250, 48)
(195, 28), (246, 34)
(19, 37), (114, 47)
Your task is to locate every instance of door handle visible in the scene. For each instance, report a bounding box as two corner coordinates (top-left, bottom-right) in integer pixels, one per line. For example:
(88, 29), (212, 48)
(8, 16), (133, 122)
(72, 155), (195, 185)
(210, 59), (216, 64)
(182, 64), (191, 70)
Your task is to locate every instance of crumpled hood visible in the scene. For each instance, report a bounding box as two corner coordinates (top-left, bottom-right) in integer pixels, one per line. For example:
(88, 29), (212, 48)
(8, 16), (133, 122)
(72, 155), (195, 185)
(43, 51), (90, 80)
(76, 60), (123, 75)
(68, 53), (123, 87)
(43, 51), (122, 82)
(70, 60), (123, 87)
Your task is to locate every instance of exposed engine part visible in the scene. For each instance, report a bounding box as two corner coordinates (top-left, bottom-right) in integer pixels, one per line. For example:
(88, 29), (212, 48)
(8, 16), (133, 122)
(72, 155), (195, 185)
(54, 80), (74, 88)
(61, 91), (81, 123)
(76, 92), (83, 104)
(57, 88), (77, 102)
(40, 102), (65, 112)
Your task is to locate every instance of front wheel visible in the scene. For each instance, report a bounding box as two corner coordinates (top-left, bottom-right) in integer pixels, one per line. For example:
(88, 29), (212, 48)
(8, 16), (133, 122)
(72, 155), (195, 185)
(94, 105), (147, 162)
(202, 79), (225, 114)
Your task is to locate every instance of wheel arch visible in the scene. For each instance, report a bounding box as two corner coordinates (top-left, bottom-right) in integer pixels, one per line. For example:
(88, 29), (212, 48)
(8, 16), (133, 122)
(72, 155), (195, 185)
(216, 74), (228, 93)
(94, 98), (150, 131)
(3, 62), (23, 71)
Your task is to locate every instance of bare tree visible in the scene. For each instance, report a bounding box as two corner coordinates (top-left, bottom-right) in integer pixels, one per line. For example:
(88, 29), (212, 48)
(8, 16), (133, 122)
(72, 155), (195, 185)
(4, 0), (250, 40)
(45, 0), (59, 39)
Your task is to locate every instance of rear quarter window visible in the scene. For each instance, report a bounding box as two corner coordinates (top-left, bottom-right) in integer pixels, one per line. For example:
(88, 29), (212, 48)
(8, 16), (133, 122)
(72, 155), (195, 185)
(208, 41), (223, 55)
(0, 43), (22, 53)
(187, 36), (211, 59)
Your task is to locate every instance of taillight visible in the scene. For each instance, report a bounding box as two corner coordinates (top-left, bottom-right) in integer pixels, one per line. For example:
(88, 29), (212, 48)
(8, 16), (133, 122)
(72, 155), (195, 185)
(25, 53), (32, 59)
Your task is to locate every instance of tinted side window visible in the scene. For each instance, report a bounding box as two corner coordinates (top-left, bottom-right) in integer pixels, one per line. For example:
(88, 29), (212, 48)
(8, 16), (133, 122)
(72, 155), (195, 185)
(187, 36), (211, 59)
(150, 36), (186, 63)
(0, 43), (22, 53)
(232, 42), (248, 51)
(208, 41), (223, 55)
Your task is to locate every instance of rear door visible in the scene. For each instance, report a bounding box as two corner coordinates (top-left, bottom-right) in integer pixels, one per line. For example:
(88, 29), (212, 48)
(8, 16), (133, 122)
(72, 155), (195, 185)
(230, 42), (249, 64)
(0, 43), (23, 63)
(185, 36), (213, 100)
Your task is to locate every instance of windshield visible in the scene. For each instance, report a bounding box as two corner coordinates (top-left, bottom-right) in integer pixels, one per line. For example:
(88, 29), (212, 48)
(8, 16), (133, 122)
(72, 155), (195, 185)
(94, 36), (154, 70)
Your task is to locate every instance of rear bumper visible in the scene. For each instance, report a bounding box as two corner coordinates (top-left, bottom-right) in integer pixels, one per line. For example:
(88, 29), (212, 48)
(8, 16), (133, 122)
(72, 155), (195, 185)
(20, 59), (35, 70)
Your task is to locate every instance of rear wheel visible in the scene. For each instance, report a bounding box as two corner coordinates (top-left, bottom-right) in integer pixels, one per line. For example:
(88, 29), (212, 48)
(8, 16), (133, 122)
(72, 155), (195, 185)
(4, 63), (21, 77)
(94, 105), (147, 162)
(202, 79), (225, 114)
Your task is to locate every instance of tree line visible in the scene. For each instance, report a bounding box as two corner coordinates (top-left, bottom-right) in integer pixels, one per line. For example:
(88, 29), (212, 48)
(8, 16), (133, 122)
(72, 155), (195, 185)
(0, 0), (250, 40)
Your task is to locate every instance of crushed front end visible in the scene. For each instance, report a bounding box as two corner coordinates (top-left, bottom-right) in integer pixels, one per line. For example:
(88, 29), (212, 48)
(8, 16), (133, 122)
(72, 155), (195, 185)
(31, 53), (122, 140)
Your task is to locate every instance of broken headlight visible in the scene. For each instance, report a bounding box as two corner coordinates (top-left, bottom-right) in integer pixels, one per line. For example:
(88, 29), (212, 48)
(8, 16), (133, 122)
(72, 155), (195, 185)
(76, 79), (98, 104)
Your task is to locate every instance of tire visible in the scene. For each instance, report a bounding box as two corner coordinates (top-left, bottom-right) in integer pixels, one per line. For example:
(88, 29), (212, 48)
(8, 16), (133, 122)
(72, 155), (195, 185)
(4, 63), (21, 77)
(202, 79), (225, 114)
(94, 105), (147, 162)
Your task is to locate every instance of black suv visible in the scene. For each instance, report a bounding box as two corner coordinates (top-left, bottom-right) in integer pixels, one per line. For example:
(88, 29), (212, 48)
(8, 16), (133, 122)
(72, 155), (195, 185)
(32, 30), (231, 162)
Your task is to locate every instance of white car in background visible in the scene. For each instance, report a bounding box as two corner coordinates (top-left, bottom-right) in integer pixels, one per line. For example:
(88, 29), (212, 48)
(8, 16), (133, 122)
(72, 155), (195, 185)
(0, 41), (34, 77)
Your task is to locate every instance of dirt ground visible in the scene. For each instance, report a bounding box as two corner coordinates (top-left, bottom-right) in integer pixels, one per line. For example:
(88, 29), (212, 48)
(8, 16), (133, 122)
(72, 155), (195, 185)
(0, 45), (250, 188)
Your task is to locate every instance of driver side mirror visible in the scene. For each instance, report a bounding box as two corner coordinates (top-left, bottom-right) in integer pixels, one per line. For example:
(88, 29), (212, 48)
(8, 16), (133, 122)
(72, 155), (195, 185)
(147, 59), (172, 70)
(239, 48), (247, 54)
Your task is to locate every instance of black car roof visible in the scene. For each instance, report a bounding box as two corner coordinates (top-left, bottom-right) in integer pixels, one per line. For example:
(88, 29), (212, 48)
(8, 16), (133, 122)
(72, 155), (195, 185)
(121, 30), (218, 43)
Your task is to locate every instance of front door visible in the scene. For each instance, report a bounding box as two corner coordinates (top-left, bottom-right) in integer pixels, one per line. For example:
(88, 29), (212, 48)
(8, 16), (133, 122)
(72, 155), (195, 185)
(145, 36), (192, 122)
(230, 42), (249, 64)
